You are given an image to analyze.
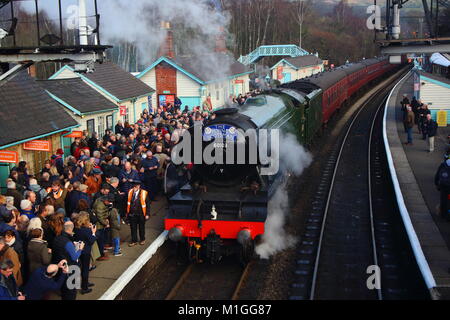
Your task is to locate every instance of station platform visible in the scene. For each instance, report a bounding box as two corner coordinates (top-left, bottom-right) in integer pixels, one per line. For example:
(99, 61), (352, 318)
(385, 71), (450, 299)
(83, 196), (167, 300)
(48, 196), (168, 300)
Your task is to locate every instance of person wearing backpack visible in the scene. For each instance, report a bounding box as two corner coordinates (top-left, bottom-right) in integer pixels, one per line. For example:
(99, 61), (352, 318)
(28, 178), (47, 209)
(435, 158), (450, 220)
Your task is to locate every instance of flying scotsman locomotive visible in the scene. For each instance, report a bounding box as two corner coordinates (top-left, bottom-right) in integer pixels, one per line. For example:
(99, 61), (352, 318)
(164, 57), (398, 264)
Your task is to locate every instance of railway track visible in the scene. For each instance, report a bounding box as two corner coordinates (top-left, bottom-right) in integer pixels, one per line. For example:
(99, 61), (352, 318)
(291, 70), (429, 300)
(164, 260), (253, 300)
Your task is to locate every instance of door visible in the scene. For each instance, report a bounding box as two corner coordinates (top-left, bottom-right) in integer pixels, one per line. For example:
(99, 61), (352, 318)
(98, 116), (105, 137)
(282, 72), (291, 83)
(106, 115), (113, 130)
(178, 97), (201, 110)
(62, 137), (72, 157)
(0, 164), (10, 194)
(87, 119), (95, 136)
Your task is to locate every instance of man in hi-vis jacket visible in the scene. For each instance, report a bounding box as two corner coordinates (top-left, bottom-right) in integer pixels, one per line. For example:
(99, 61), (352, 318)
(126, 180), (151, 246)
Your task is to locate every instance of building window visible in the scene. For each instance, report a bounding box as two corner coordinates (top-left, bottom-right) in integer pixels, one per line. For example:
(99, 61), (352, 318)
(124, 108), (129, 124)
(98, 116), (105, 135)
(106, 115), (113, 130)
(216, 90), (219, 101)
(87, 119), (95, 136)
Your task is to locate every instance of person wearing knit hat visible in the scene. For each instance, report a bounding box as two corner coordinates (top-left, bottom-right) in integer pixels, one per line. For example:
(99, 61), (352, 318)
(20, 200), (35, 220)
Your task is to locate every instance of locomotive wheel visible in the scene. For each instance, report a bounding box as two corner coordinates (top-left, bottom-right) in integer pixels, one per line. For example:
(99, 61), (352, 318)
(239, 240), (255, 266)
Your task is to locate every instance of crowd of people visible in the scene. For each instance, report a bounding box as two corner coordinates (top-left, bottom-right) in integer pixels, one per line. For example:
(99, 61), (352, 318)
(0, 97), (244, 300)
(399, 93), (450, 225)
(401, 94), (438, 151)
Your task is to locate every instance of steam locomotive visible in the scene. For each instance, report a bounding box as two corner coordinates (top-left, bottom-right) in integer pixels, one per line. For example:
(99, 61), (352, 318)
(164, 57), (398, 264)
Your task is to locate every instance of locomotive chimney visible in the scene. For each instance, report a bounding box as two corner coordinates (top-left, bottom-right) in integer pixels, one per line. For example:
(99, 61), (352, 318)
(214, 27), (227, 53)
(158, 21), (175, 59)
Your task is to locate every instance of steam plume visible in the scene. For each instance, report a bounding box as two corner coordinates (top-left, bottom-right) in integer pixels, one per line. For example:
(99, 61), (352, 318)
(255, 133), (312, 259)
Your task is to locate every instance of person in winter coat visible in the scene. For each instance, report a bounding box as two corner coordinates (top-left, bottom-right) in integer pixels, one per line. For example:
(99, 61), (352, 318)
(46, 180), (70, 212)
(435, 158), (450, 220)
(73, 212), (97, 294)
(118, 161), (140, 194)
(6, 181), (23, 210)
(403, 106), (415, 145)
(23, 261), (68, 300)
(0, 259), (25, 300)
(422, 114), (438, 152)
(27, 228), (52, 276)
(28, 178), (48, 207)
(115, 120), (125, 136)
(85, 168), (103, 197)
(0, 236), (23, 287)
(3, 230), (24, 266)
(51, 221), (84, 300)
(20, 199), (35, 220)
(92, 195), (115, 261)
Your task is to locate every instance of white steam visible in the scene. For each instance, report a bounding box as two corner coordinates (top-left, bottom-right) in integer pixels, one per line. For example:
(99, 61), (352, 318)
(97, 0), (230, 65)
(19, 0), (232, 66)
(255, 133), (313, 259)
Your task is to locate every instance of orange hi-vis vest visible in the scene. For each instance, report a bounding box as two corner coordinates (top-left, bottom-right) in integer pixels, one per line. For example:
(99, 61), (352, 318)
(127, 189), (148, 217)
(47, 188), (63, 199)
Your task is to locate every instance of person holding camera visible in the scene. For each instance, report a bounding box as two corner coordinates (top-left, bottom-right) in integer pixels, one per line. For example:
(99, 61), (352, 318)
(92, 194), (117, 260)
(52, 221), (84, 300)
(23, 259), (69, 300)
(74, 212), (97, 294)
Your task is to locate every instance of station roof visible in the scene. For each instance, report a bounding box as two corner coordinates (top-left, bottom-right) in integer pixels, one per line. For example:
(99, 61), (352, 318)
(38, 78), (118, 115)
(51, 62), (155, 103)
(419, 70), (450, 88)
(137, 53), (253, 85)
(271, 55), (323, 70)
(430, 53), (450, 68)
(302, 68), (348, 90)
(0, 71), (79, 149)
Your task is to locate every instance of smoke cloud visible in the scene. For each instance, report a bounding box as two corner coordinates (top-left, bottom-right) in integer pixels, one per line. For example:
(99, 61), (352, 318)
(19, 0), (232, 66)
(255, 133), (313, 259)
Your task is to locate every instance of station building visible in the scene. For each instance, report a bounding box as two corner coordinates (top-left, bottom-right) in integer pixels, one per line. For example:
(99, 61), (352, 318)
(415, 70), (450, 124)
(271, 54), (324, 84)
(38, 78), (120, 156)
(50, 62), (155, 126)
(0, 70), (80, 191)
(137, 55), (252, 110)
(137, 23), (253, 110)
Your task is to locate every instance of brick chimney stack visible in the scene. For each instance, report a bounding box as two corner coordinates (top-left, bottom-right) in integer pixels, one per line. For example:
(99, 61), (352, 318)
(28, 64), (37, 78)
(214, 27), (227, 53)
(158, 21), (175, 59)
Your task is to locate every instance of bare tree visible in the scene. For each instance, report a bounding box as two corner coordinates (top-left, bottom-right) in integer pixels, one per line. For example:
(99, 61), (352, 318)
(291, 0), (311, 48)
